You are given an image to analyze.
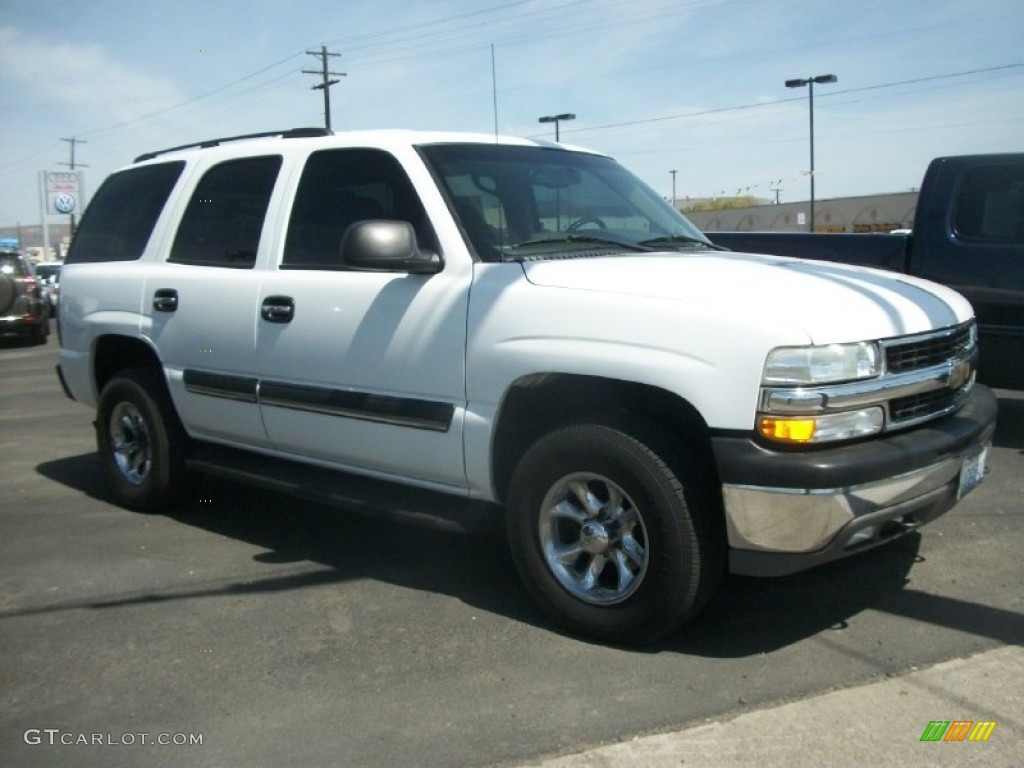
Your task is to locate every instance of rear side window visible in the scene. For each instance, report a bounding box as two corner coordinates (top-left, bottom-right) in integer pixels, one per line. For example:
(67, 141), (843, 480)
(953, 164), (1024, 244)
(170, 155), (282, 268)
(66, 162), (184, 263)
(0, 252), (32, 277)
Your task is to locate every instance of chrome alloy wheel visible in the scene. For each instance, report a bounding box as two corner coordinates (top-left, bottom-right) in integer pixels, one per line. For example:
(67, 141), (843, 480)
(538, 472), (650, 605)
(109, 401), (153, 486)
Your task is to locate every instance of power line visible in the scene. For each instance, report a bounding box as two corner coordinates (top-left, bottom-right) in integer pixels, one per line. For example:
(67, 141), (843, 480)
(336, 0), (679, 68)
(323, 0), (542, 50)
(552, 62), (1024, 138)
(821, 62), (1024, 99)
(658, 114), (1024, 201)
(74, 50), (306, 140)
(58, 137), (88, 171)
(0, 143), (62, 174)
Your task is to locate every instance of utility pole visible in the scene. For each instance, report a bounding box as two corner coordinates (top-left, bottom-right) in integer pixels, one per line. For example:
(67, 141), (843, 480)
(303, 45), (345, 131)
(59, 136), (88, 237)
(670, 169), (678, 209)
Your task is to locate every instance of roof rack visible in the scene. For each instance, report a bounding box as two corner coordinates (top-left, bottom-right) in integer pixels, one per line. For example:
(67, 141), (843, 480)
(134, 127), (331, 162)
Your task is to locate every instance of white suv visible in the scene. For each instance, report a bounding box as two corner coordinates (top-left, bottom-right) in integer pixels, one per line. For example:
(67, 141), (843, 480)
(57, 128), (996, 644)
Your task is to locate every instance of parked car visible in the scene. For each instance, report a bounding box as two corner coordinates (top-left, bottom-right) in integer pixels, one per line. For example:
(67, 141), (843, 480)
(34, 261), (63, 317)
(0, 250), (49, 344)
(57, 128), (995, 644)
(710, 154), (1024, 388)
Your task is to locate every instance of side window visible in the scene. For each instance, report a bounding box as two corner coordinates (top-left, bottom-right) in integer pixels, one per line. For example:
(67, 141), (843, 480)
(953, 164), (1024, 244)
(169, 156), (282, 268)
(283, 149), (436, 268)
(66, 162), (184, 263)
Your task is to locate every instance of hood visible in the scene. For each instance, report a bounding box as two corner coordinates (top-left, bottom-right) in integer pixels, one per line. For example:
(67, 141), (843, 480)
(520, 251), (973, 344)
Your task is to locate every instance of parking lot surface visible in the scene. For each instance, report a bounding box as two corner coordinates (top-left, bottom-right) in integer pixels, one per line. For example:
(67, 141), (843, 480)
(2, 334), (1022, 767)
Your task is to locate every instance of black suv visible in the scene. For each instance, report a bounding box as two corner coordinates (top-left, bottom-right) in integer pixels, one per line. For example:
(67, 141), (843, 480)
(0, 250), (49, 344)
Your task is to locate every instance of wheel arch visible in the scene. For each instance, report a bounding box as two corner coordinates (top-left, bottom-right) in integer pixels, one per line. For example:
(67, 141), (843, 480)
(490, 373), (719, 505)
(92, 333), (165, 399)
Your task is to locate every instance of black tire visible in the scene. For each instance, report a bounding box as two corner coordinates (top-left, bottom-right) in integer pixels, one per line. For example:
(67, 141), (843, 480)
(96, 368), (194, 512)
(506, 420), (723, 645)
(0, 274), (14, 315)
(33, 318), (48, 345)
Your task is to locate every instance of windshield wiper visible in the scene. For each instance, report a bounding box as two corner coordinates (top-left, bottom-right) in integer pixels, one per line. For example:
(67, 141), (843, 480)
(509, 233), (656, 252)
(638, 235), (725, 251)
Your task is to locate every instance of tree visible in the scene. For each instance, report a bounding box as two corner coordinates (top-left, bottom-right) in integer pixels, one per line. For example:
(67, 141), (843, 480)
(681, 196), (762, 213)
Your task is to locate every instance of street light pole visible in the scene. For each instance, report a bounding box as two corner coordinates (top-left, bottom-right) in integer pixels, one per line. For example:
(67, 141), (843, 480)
(538, 112), (576, 141)
(670, 169), (678, 209)
(785, 74), (836, 232)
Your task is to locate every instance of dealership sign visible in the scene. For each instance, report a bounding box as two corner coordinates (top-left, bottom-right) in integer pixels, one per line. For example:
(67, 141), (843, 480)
(45, 170), (82, 215)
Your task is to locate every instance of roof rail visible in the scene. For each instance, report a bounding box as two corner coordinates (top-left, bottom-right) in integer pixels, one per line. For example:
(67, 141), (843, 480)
(134, 127), (332, 162)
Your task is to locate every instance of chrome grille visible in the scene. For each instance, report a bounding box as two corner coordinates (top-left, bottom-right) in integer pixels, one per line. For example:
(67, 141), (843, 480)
(759, 321), (978, 440)
(884, 324), (973, 373)
(889, 388), (962, 423)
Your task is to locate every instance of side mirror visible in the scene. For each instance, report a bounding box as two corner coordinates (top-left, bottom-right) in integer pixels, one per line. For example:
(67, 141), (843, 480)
(340, 220), (442, 274)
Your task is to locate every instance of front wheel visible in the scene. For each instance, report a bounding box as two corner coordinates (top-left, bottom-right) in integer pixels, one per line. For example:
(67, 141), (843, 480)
(96, 368), (194, 512)
(506, 420), (723, 645)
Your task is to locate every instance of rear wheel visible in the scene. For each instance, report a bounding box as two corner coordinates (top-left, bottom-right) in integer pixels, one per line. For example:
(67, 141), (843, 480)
(507, 420), (723, 645)
(96, 368), (194, 512)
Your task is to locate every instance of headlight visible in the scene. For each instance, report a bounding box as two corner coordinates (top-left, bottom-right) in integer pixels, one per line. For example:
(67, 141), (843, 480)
(763, 342), (881, 385)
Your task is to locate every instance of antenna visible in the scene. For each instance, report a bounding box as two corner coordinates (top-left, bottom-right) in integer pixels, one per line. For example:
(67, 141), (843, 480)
(491, 44), (499, 139)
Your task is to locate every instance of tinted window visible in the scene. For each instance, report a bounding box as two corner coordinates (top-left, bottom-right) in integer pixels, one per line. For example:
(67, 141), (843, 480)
(170, 156), (282, 268)
(283, 149), (435, 268)
(953, 164), (1024, 244)
(66, 162), (184, 263)
(0, 252), (32, 277)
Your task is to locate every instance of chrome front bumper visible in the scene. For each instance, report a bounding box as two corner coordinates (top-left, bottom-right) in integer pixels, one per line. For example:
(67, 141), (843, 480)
(713, 384), (997, 577)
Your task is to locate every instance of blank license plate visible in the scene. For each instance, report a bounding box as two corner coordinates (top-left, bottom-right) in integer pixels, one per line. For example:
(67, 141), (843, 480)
(958, 448), (987, 499)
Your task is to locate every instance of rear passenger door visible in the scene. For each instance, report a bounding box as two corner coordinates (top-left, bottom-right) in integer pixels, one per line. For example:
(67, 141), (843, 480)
(256, 148), (471, 491)
(145, 155), (282, 446)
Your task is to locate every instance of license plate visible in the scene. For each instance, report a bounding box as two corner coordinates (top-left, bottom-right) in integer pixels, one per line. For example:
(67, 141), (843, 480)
(957, 448), (988, 499)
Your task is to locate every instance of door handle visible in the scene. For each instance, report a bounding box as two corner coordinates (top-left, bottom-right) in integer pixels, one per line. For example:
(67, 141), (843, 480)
(261, 296), (294, 323)
(153, 288), (178, 312)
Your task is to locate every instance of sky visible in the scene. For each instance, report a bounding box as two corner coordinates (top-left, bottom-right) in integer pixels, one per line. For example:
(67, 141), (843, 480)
(1, 0), (1022, 229)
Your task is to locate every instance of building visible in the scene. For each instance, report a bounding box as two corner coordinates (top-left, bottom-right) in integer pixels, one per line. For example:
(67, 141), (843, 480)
(685, 191), (918, 233)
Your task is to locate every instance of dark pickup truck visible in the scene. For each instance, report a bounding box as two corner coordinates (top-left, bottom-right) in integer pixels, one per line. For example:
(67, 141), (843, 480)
(710, 154), (1024, 388)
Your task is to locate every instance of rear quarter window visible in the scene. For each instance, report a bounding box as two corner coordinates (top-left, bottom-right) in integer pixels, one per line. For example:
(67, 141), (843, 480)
(0, 252), (32, 277)
(66, 162), (185, 263)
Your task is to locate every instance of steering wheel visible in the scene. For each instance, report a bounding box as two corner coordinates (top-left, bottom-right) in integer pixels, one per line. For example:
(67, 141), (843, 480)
(567, 215), (607, 232)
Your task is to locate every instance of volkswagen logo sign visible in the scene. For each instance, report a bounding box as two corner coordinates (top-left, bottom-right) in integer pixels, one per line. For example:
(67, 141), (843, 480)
(53, 193), (76, 214)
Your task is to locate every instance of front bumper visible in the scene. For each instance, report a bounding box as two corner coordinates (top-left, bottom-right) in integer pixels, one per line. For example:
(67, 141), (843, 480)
(713, 384), (997, 577)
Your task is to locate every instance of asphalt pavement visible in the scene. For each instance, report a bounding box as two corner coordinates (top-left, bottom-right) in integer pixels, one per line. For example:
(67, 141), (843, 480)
(2, 332), (1022, 768)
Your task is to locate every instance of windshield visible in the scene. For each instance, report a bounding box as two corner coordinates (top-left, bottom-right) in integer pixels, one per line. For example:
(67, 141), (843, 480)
(418, 143), (714, 262)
